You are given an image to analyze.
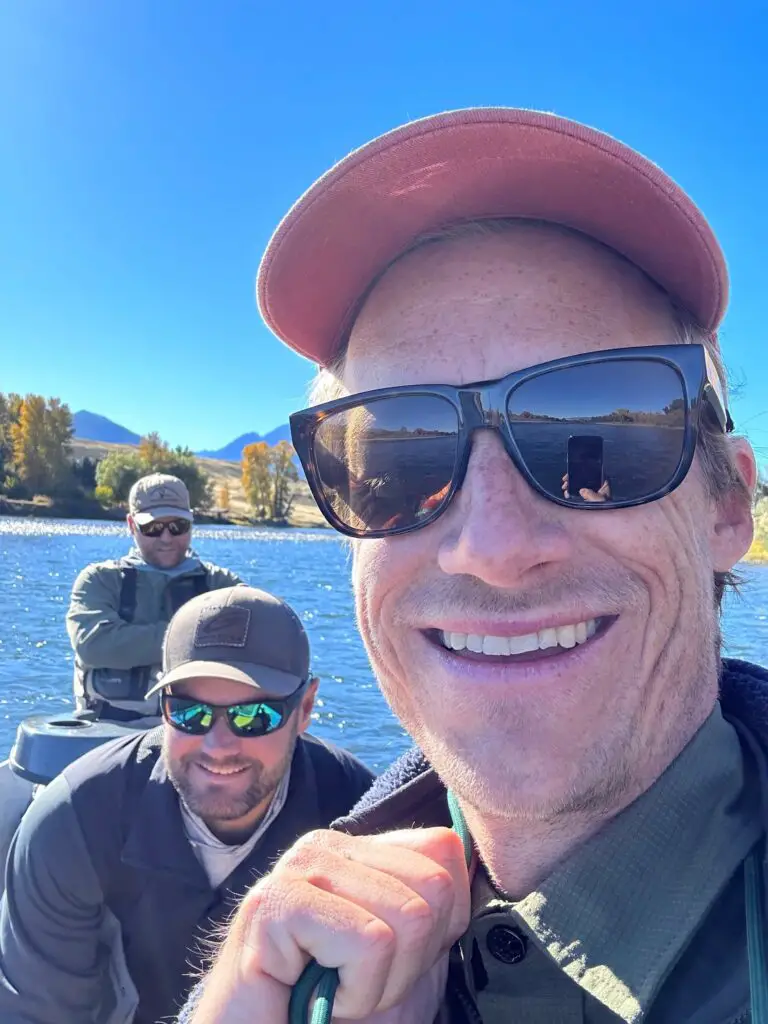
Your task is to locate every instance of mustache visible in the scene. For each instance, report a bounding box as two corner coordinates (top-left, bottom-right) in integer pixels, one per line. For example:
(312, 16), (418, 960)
(393, 564), (645, 623)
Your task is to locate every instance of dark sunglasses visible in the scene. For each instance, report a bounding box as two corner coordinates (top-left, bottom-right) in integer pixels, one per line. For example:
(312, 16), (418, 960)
(138, 518), (192, 538)
(290, 345), (732, 539)
(161, 680), (308, 738)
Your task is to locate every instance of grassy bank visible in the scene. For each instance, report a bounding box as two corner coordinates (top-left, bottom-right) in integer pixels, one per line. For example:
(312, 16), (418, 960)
(0, 439), (327, 529)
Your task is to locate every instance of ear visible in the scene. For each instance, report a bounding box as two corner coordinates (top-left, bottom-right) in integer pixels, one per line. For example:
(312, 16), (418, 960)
(127, 514), (136, 537)
(710, 438), (757, 571)
(296, 677), (319, 734)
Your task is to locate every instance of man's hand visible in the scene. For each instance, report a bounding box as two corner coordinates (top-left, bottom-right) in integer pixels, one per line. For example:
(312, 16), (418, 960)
(190, 827), (470, 1023)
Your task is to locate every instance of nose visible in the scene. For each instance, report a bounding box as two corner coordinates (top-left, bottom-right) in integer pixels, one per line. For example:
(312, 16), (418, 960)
(437, 431), (573, 587)
(200, 715), (240, 756)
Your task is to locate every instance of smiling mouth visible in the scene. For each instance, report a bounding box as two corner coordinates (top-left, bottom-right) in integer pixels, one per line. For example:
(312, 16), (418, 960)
(429, 617), (614, 663)
(196, 763), (249, 777)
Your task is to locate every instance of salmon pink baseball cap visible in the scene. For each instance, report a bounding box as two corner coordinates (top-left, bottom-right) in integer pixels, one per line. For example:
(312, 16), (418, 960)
(257, 107), (727, 367)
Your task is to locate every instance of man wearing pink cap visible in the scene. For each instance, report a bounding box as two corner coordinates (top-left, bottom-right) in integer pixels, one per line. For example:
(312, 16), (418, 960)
(181, 109), (767, 1024)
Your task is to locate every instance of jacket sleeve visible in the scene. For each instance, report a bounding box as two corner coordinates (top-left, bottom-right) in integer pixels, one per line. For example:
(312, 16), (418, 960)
(66, 565), (168, 670)
(0, 778), (108, 1022)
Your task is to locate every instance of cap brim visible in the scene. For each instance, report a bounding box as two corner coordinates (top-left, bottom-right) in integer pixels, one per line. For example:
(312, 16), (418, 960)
(257, 107), (728, 366)
(132, 507), (194, 525)
(146, 660), (304, 699)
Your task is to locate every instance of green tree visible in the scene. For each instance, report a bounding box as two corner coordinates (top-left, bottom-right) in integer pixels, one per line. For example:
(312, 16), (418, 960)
(95, 449), (143, 501)
(95, 433), (211, 509)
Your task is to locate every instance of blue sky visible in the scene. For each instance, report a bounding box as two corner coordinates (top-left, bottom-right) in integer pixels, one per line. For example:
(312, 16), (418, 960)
(1, 2), (766, 462)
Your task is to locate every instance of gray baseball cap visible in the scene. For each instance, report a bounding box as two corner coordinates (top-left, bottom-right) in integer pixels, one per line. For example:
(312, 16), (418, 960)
(148, 586), (311, 698)
(129, 473), (193, 525)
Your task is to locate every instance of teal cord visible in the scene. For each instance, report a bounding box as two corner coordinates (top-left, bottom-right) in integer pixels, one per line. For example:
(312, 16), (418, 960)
(746, 845), (768, 1024)
(287, 960), (339, 1024)
(288, 791), (469, 1024)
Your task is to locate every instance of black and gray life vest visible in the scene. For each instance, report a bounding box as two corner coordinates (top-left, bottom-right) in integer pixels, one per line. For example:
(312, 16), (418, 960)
(77, 569), (210, 722)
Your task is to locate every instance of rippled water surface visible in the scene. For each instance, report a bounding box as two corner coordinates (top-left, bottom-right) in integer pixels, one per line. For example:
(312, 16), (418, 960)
(1, 517), (766, 770)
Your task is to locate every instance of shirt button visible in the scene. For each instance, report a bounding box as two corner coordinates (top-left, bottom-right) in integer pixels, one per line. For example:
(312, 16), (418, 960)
(486, 924), (527, 964)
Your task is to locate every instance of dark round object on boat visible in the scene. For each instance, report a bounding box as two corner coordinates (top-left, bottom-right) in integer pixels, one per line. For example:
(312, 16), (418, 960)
(10, 714), (137, 785)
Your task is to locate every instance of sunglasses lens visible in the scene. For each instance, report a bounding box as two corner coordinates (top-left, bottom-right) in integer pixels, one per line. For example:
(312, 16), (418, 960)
(227, 702), (283, 737)
(507, 359), (687, 504)
(164, 698), (213, 734)
(140, 518), (190, 537)
(313, 395), (459, 534)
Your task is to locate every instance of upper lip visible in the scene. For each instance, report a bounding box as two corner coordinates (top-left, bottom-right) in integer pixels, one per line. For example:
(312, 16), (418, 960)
(425, 613), (612, 638)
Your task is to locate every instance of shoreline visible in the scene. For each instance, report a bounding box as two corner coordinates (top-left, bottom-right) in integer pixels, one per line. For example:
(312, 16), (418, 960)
(0, 496), (324, 530)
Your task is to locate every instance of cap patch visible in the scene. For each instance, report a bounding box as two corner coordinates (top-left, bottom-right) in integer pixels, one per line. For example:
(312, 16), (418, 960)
(194, 605), (250, 648)
(149, 484), (180, 503)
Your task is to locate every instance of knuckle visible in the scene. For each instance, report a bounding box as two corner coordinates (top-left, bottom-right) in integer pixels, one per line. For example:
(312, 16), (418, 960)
(417, 826), (466, 869)
(398, 894), (438, 945)
(279, 829), (338, 871)
(360, 917), (397, 958)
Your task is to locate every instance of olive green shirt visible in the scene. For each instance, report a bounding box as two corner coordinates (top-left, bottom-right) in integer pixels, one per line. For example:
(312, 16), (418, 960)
(462, 707), (763, 1023)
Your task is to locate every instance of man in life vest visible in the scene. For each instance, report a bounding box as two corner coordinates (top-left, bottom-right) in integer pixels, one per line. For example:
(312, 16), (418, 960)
(67, 472), (242, 721)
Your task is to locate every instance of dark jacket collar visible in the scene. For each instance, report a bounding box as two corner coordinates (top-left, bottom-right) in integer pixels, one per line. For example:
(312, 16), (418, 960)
(334, 658), (768, 837)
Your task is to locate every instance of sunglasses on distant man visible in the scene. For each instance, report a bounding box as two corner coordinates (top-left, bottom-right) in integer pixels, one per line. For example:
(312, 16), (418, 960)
(290, 345), (732, 539)
(161, 680), (309, 739)
(137, 518), (192, 538)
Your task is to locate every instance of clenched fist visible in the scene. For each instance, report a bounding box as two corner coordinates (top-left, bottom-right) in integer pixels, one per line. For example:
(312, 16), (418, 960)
(190, 827), (471, 1022)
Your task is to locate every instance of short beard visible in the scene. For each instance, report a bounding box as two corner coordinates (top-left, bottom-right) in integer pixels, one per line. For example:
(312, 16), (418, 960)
(164, 725), (297, 828)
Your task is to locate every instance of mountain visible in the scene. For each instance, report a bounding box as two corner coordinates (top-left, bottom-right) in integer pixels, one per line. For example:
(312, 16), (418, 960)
(71, 409), (295, 464)
(73, 410), (141, 446)
(196, 432), (264, 461)
(196, 424), (293, 462)
(261, 423), (293, 446)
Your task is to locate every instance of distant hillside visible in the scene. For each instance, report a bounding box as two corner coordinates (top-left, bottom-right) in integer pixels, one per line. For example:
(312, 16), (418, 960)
(196, 423), (293, 461)
(69, 438), (324, 528)
(73, 410), (141, 445)
(72, 410), (294, 465)
(196, 431), (263, 461)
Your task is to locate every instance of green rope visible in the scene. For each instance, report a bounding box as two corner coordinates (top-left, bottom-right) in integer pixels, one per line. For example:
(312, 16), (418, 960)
(288, 791), (469, 1024)
(745, 845), (768, 1024)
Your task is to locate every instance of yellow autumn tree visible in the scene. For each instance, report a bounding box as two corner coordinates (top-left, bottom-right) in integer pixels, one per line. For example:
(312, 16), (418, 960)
(138, 431), (172, 468)
(241, 441), (298, 520)
(271, 440), (299, 520)
(242, 442), (273, 518)
(215, 483), (231, 511)
(10, 394), (73, 495)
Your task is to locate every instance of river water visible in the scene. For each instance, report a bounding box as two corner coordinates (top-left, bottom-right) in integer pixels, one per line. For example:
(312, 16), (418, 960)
(1, 517), (766, 771)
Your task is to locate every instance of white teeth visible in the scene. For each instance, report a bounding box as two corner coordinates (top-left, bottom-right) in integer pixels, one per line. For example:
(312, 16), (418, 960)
(439, 618), (599, 656)
(508, 633), (539, 655)
(556, 624), (577, 648)
(483, 635), (510, 655)
(538, 627), (558, 650)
